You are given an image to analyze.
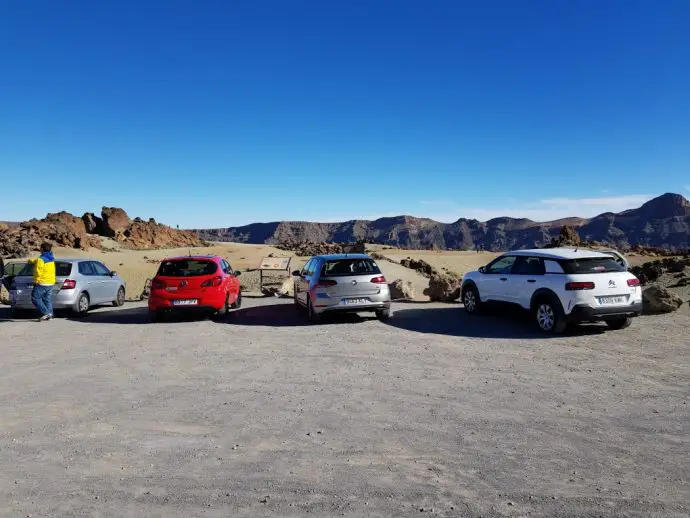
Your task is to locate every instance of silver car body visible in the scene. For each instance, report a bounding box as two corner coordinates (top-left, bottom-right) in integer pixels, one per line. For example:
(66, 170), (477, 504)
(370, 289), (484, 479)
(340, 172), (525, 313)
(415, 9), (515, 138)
(294, 254), (391, 315)
(9, 258), (126, 312)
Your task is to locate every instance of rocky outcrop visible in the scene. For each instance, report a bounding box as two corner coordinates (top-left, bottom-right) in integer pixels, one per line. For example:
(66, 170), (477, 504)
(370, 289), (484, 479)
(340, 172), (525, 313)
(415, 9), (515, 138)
(101, 207), (131, 239)
(642, 286), (684, 314)
(1, 207), (204, 257)
(389, 279), (415, 300)
(631, 257), (690, 285)
(399, 257), (438, 277)
(195, 192), (690, 251)
(423, 273), (461, 302)
(547, 225), (582, 248)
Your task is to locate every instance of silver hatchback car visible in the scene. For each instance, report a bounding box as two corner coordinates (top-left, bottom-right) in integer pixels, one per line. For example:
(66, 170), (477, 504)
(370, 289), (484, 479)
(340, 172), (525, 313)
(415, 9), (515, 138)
(9, 258), (126, 316)
(293, 254), (392, 322)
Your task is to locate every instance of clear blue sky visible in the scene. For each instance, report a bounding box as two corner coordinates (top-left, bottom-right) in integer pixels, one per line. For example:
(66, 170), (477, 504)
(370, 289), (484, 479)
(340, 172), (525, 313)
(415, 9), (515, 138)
(1, 0), (689, 227)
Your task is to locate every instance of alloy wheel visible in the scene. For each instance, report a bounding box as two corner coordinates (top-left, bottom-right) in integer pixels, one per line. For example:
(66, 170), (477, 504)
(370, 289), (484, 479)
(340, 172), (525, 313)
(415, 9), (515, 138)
(537, 303), (555, 331)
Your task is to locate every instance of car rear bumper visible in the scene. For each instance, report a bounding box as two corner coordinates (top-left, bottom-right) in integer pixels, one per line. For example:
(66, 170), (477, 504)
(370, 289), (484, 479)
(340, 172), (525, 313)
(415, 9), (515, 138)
(567, 301), (643, 322)
(148, 292), (226, 312)
(10, 288), (79, 310)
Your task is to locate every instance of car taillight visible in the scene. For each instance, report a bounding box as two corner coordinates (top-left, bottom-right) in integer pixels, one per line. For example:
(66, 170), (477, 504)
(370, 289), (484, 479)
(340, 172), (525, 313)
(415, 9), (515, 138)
(565, 281), (595, 291)
(370, 276), (387, 284)
(201, 276), (223, 287)
(316, 280), (337, 287)
(62, 279), (77, 290)
(151, 279), (166, 290)
(627, 278), (641, 287)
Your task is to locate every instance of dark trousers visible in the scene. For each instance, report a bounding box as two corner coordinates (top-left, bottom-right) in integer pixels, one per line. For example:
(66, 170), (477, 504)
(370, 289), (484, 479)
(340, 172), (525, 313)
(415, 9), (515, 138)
(32, 284), (54, 316)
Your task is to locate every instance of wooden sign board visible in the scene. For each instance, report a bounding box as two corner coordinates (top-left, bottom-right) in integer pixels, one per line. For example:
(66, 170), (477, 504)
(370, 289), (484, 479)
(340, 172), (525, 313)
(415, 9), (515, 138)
(259, 257), (291, 271)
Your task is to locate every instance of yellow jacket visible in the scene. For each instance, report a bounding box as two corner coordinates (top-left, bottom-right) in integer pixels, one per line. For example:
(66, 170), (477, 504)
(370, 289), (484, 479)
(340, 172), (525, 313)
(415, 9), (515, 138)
(29, 252), (56, 285)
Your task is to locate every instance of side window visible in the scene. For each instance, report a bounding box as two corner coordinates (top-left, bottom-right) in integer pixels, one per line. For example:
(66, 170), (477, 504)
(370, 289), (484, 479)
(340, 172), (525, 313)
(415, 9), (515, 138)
(308, 260), (319, 276)
(485, 255), (517, 274)
(220, 260), (230, 274)
(92, 262), (111, 276)
(544, 260), (565, 274)
(226, 261), (234, 273)
(78, 262), (96, 276)
(513, 257), (545, 275)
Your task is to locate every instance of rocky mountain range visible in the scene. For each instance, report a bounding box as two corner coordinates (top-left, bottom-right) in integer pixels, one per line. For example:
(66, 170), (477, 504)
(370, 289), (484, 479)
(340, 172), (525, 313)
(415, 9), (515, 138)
(195, 193), (690, 251)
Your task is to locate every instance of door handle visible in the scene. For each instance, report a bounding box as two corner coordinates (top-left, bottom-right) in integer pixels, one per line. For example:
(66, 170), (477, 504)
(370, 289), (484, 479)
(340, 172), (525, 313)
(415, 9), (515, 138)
(527, 279), (536, 283)
(500, 277), (508, 281)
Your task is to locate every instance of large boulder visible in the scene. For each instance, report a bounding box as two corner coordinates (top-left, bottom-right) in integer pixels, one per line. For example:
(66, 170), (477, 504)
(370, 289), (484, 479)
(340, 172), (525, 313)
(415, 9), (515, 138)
(423, 273), (461, 302)
(548, 225), (582, 248)
(389, 279), (415, 300)
(101, 207), (131, 238)
(123, 220), (202, 250)
(82, 212), (104, 234)
(399, 257), (438, 277)
(642, 286), (684, 314)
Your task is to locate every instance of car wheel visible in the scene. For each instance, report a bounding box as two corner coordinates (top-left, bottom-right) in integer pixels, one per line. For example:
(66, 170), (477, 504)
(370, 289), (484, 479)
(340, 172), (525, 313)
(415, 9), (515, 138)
(231, 291), (242, 309)
(376, 307), (392, 321)
(113, 286), (126, 307)
(307, 296), (320, 324)
(533, 297), (566, 334)
(462, 285), (483, 314)
(216, 295), (230, 317)
(606, 317), (633, 330)
(73, 292), (90, 317)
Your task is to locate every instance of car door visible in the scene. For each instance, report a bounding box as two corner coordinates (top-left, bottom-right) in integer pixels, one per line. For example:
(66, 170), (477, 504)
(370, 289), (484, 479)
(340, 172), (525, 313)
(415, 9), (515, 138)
(480, 255), (517, 302)
(92, 261), (118, 303)
(510, 256), (545, 307)
(297, 259), (313, 305)
(78, 261), (104, 303)
(221, 259), (240, 303)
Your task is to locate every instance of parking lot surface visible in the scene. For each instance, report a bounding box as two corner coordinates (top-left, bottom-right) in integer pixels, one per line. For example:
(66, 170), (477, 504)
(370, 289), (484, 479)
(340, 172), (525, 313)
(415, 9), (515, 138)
(1, 299), (689, 517)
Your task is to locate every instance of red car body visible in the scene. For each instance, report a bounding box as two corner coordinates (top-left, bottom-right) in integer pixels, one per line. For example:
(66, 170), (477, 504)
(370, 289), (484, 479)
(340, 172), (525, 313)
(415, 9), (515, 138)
(148, 255), (241, 317)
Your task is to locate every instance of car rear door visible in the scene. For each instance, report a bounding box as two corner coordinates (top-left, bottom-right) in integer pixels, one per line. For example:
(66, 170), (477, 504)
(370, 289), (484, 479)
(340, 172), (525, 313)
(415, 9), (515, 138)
(510, 256), (545, 307)
(92, 261), (118, 302)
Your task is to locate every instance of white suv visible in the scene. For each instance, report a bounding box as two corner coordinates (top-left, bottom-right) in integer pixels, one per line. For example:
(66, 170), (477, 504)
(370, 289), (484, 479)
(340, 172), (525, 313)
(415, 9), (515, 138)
(461, 248), (643, 333)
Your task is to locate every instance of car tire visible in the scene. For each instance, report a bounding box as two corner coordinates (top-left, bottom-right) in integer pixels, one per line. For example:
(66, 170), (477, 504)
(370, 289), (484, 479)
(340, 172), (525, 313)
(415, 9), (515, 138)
(462, 285), (483, 315)
(606, 317), (633, 330)
(231, 291), (242, 310)
(307, 296), (320, 324)
(376, 307), (392, 321)
(533, 296), (567, 334)
(113, 286), (126, 307)
(73, 292), (90, 317)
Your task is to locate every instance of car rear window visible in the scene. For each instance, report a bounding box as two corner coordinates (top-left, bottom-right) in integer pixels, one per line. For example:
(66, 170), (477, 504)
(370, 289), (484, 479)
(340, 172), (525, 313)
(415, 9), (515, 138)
(321, 258), (381, 277)
(158, 259), (218, 277)
(5, 262), (71, 277)
(562, 258), (625, 274)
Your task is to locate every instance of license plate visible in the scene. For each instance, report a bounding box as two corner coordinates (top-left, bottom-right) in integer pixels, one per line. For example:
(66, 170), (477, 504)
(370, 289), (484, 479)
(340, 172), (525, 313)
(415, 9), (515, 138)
(599, 295), (626, 305)
(344, 298), (368, 305)
(173, 299), (198, 306)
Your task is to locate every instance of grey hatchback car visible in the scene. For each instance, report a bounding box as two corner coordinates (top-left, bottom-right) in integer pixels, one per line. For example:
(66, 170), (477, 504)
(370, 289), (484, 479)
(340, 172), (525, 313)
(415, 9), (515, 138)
(9, 258), (126, 316)
(293, 254), (392, 322)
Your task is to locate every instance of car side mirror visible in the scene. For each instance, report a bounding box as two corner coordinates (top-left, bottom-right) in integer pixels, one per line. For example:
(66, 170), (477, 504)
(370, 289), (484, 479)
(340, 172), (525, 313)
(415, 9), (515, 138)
(234, 270), (242, 277)
(292, 270), (301, 276)
(478, 266), (486, 274)
(110, 271), (117, 277)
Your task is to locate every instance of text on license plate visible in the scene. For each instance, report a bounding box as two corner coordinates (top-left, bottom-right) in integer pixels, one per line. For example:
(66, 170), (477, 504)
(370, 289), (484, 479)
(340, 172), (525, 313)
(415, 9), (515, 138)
(344, 298), (368, 305)
(173, 299), (198, 306)
(599, 295), (626, 305)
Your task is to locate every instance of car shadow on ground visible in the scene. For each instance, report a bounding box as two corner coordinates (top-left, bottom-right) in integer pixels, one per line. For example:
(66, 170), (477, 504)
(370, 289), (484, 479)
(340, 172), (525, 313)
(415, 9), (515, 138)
(386, 304), (608, 339)
(225, 303), (371, 327)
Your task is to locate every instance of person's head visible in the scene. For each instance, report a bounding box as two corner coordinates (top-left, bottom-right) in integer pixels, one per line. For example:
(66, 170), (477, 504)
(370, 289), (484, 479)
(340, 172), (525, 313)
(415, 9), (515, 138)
(40, 242), (53, 253)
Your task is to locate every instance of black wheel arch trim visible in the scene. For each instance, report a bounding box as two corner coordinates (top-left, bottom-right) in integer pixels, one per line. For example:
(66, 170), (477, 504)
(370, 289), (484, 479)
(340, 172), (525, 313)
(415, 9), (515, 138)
(530, 288), (561, 309)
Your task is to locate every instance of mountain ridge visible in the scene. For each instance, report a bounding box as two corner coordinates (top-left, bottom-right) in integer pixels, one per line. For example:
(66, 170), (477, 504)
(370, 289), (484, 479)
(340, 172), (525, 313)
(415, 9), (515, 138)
(194, 192), (690, 250)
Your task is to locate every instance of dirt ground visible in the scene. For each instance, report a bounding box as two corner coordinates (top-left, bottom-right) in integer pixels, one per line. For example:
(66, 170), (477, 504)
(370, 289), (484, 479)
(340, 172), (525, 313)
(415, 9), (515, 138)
(1, 299), (688, 517)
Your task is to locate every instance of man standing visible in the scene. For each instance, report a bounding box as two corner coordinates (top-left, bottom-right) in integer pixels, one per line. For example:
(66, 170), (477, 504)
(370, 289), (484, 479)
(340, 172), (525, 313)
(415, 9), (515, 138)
(28, 242), (56, 321)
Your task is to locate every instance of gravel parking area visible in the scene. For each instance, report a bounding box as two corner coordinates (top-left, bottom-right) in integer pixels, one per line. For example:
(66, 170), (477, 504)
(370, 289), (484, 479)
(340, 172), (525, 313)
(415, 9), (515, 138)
(1, 299), (688, 517)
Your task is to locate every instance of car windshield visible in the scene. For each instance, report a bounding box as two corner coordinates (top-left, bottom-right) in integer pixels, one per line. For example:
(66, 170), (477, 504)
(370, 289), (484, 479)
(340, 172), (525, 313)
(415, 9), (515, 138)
(158, 259), (217, 277)
(562, 257), (625, 274)
(321, 258), (381, 277)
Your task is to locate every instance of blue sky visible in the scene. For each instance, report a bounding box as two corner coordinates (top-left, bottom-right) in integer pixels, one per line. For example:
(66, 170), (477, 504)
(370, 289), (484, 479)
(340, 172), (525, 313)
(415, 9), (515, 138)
(1, 0), (689, 227)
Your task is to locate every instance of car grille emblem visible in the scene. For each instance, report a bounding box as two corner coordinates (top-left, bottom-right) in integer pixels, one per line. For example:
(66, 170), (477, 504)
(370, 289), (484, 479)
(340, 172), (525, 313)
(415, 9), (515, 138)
(351, 280), (357, 285)
(609, 280), (616, 288)
(180, 280), (188, 287)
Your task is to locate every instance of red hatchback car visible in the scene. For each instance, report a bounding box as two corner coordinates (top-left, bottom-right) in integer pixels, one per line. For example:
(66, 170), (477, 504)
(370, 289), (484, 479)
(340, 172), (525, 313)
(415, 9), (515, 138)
(148, 255), (242, 320)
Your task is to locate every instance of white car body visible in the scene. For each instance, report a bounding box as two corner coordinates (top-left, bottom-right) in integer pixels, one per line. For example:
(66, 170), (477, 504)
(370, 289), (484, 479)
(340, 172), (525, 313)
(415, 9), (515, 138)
(461, 248), (643, 332)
